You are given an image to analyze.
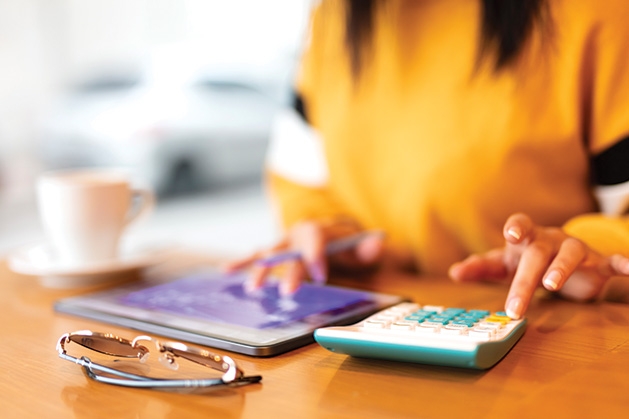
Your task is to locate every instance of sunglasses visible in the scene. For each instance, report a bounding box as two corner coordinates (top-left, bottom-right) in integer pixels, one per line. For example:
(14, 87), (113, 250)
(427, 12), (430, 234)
(57, 330), (262, 392)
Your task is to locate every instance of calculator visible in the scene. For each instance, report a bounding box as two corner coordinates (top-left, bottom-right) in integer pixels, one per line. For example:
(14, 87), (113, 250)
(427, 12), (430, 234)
(313, 302), (526, 369)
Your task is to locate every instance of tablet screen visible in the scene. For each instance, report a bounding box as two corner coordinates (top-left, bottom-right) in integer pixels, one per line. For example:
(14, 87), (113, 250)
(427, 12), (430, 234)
(54, 269), (405, 356)
(119, 273), (373, 329)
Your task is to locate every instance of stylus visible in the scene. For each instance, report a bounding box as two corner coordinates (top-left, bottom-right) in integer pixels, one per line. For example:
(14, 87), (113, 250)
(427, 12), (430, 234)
(255, 230), (384, 267)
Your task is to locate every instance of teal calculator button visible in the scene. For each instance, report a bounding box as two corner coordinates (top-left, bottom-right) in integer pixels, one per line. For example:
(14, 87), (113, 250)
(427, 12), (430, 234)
(443, 308), (466, 314)
(467, 310), (490, 316)
(426, 317), (450, 325)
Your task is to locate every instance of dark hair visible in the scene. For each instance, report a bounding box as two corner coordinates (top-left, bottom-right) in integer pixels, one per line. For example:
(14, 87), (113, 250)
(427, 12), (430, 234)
(345, 0), (549, 76)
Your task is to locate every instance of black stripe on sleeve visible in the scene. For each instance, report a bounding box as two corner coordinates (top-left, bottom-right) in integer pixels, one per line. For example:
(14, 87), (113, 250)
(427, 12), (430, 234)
(292, 91), (309, 123)
(591, 135), (629, 186)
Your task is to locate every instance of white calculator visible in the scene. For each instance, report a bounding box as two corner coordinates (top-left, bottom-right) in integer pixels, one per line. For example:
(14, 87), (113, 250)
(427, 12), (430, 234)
(314, 302), (526, 369)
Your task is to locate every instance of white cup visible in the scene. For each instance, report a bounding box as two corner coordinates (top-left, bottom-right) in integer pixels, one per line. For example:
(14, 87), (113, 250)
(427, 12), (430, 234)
(36, 168), (155, 267)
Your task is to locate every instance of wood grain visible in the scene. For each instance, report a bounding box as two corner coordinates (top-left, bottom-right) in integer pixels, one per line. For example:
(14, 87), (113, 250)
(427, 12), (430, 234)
(1, 257), (628, 419)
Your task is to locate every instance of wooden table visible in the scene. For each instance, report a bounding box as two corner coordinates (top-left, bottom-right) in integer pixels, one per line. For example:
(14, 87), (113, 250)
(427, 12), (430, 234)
(2, 256), (629, 419)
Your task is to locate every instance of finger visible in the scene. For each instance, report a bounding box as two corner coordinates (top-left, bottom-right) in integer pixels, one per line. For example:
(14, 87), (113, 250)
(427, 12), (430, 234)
(279, 261), (307, 296)
(502, 213), (541, 274)
(333, 233), (385, 268)
(244, 264), (273, 291)
(449, 249), (508, 282)
(503, 213), (535, 244)
(293, 224), (328, 284)
(355, 234), (384, 264)
(608, 254), (629, 275)
(541, 237), (588, 291)
(558, 270), (607, 302)
(505, 240), (554, 319)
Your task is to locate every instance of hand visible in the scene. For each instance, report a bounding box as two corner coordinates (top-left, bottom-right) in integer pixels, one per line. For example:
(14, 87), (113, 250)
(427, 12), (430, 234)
(448, 213), (629, 319)
(223, 221), (384, 295)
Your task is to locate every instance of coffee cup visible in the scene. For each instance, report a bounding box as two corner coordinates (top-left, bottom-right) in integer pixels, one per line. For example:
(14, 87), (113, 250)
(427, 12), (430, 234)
(36, 168), (154, 267)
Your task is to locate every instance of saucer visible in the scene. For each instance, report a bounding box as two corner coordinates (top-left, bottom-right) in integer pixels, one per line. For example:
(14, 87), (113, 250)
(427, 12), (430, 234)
(7, 242), (173, 289)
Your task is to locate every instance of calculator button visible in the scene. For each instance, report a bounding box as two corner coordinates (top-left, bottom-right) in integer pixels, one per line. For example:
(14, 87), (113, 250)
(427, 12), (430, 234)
(451, 319), (476, 328)
(373, 313), (401, 322)
(442, 325), (469, 335)
(484, 315), (510, 325)
(443, 308), (466, 315)
(389, 303), (420, 314)
(422, 305), (444, 313)
(426, 316), (451, 325)
(476, 321), (503, 330)
(469, 327), (496, 339)
(390, 322), (415, 331)
(413, 309), (438, 317)
(467, 310), (490, 317)
(417, 322), (442, 331)
(364, 320), (388, 329)
(415, 323), (440, 333)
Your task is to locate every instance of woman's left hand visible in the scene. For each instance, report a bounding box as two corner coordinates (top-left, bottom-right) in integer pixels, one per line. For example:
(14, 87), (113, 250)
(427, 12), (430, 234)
(448, 213), (629, 319)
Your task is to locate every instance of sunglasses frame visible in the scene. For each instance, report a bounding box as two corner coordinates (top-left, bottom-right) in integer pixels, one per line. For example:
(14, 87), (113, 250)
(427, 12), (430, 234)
(57, 330), (261, 391)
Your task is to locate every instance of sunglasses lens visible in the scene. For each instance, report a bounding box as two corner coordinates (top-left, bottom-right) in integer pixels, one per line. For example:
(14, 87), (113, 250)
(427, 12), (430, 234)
(71, 334), (144, 358)
(167, 346), (223, 370)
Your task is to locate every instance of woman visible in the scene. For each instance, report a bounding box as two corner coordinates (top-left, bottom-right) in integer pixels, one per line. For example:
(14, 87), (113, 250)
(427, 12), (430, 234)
(229, 0), (629, 319)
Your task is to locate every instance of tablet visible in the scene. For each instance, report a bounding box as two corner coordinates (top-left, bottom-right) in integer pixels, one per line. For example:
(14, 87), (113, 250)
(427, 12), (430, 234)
(54, 270), (406, 356)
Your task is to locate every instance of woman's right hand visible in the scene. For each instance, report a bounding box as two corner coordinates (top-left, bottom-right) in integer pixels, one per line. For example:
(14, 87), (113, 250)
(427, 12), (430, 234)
(223, 221), (385, 295)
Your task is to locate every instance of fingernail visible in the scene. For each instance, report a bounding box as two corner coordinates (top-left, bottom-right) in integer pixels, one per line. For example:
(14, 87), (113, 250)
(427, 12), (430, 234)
(243, 280), (257, 294)
(279, 281), (297, 296)
(543, 270), (561, 291)
(448, 262), (460, 274)
(308, 262), (327, 284)
(357, 235), (383, 262)
(507, 227), (522, 241)
(506, 297), (523, 319)
(448, 262), (462, 281)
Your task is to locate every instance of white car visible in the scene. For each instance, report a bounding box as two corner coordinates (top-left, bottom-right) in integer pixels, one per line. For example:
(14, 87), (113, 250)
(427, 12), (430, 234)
(39, 68), (291, 195)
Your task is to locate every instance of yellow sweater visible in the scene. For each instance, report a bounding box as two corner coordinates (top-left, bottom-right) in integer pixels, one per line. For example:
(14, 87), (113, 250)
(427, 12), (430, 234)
(267, 0), (629, 274)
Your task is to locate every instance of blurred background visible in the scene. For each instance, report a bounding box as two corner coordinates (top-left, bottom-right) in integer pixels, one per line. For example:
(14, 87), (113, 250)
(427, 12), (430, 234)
(0, 0), (313, 258)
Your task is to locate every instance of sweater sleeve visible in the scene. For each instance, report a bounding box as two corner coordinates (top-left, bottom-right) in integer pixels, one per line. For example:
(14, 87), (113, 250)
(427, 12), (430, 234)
(563, 2), (629, 256)
(266, 171), (354, 230)
(563, 214), (629, 256)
